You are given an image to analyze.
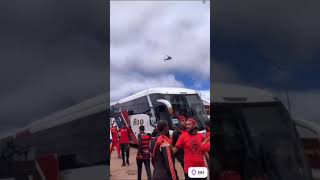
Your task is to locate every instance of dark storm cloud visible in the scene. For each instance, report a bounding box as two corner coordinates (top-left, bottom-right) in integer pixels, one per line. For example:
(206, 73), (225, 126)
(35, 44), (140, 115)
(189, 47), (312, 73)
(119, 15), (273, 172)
(212, 0), (320, 124)
(0, 0), (108, 135)
(213, 0), (320, 76)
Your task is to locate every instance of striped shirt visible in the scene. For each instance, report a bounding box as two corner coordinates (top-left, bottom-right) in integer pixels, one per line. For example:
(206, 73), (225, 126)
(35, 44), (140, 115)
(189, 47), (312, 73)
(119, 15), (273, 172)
(137, 132), (151, 159)
(152, 135), (178, 180)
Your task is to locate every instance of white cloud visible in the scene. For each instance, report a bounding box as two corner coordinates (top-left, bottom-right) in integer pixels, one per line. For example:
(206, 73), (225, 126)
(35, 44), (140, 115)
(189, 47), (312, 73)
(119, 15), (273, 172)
(198, 90), (210, 101)
(111, 72), (184, 102)
(111, 1), (210, 100)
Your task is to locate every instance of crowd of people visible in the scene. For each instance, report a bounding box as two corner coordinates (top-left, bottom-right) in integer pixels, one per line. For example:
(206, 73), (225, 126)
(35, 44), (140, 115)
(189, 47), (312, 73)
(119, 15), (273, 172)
(110, 116), (210, 180)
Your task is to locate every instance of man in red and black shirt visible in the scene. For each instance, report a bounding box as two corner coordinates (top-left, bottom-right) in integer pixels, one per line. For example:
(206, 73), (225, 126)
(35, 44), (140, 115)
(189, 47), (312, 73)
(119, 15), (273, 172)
(119, 123), (131, 166)
(110, 124), (121, 158)
(151, 120), (178, 180)
(173, 118), (207, 180)
(136, 125), (152, 180)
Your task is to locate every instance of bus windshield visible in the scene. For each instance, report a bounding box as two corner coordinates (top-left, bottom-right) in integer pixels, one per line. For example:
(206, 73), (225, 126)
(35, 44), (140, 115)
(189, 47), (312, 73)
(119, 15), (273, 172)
(150, 93), (207, 130)
(213, 102), (312, 180)
(240, 103), (312, 180)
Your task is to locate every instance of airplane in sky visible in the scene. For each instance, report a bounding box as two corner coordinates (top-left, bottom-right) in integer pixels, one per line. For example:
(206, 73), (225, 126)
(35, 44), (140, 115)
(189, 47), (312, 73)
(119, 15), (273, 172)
(164, 55), (172, 61)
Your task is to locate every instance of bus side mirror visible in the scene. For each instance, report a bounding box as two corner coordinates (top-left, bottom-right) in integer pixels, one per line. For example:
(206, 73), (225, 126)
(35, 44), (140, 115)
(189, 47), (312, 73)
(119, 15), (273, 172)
(156, 99), (173, 116)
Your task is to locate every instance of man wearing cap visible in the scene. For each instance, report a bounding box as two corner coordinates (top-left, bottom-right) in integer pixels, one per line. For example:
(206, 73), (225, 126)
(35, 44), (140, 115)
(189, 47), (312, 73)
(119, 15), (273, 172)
(110, 124), (121, 158)
(172, 115), (187, 171)
(119, 123), (132, 166)
(173, 118), (207, 180)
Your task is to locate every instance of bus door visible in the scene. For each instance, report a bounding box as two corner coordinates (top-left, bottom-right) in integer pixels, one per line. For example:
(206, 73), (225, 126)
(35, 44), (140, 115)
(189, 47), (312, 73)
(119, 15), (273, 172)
(153, 99), (174, 130)
(212, 104), (245, 179)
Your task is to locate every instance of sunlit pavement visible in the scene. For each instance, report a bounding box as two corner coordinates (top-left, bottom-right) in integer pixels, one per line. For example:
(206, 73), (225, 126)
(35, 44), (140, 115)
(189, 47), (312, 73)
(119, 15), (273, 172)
(110, 146), (185, 180)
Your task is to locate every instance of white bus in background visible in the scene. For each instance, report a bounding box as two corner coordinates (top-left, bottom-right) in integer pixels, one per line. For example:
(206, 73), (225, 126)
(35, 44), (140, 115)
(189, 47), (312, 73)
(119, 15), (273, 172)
(212, 83), (313, 180)
(0, 94), (109, 179)
(110, 87), (209, 143)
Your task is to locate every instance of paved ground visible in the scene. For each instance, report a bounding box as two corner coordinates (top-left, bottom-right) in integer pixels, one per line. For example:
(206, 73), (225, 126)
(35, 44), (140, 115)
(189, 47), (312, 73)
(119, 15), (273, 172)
(110, 146), (186, 180)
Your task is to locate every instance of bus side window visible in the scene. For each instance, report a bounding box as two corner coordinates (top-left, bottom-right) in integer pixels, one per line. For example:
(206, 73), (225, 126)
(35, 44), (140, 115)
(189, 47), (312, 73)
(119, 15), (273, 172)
(128, 109), (134, 115)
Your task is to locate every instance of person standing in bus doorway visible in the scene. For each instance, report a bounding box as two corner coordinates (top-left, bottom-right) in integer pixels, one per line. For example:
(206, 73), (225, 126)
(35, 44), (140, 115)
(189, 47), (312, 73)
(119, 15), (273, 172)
(172, 115), (187, 172)
(151, 120), (179, 180)
(110, 124), (121, 158)
(173, 118), (207, 180)
(119, 123), (131, 166)
(136, 125), (152, 180)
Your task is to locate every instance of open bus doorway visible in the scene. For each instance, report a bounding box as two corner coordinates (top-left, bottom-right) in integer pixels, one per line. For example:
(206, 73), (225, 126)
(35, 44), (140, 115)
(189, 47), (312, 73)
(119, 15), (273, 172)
(150, 93), (208, 133)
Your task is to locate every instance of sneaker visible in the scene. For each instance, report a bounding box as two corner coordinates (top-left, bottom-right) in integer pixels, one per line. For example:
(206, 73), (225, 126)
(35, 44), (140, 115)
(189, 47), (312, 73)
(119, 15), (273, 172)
(121, 163), (126, 167)
(126, 160), (130, 166)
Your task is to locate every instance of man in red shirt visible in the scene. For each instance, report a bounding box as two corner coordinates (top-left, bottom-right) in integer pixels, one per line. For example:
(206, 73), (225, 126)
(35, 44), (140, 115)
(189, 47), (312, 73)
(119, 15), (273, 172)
(173, 118), (207, 180)
(119, 123), (131, 166)
(172, 115), (187, 171)
(110, 124), (121, 158)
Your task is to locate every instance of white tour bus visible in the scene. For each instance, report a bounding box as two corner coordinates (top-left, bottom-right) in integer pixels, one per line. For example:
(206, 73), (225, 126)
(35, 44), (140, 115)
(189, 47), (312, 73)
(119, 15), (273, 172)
(0, 94), (109, 180)
(212, 83), (313, 180)
(110, 87), (209, 143)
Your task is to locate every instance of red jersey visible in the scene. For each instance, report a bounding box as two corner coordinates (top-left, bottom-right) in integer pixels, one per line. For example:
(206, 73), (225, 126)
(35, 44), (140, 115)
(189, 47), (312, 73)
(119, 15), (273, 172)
(181, 129), (187, 135)
(201, 142), (210, 153)
(202, 130), (210, 152)
(137, 132), (151, 159)
(119, 127), (130, 144)
(111, 128), (119, 142)
(205, 130), (210, 140)
(152, 135), (178, 180)
(175, 132), (206, 173)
